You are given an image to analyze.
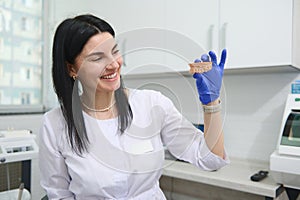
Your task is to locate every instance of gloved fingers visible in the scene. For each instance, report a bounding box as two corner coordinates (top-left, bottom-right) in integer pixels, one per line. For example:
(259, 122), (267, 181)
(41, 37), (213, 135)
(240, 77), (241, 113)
(193, 73), (206, 87)
(201, 54), (210, 62)
(219, 49), (227, 67)
(208, 51), (217, 64)
(194, 58), (201, 63)
(193, 72), (203, 79)
(193, 73), (205, 90)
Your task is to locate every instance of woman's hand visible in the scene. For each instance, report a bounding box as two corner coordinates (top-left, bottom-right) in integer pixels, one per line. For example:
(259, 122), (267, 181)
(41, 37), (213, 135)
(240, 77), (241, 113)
(193, 49), (227, 105)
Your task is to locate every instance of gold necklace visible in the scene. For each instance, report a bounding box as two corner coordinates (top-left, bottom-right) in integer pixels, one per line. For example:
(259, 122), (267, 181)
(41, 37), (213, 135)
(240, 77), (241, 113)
(81, 100), (116, 112)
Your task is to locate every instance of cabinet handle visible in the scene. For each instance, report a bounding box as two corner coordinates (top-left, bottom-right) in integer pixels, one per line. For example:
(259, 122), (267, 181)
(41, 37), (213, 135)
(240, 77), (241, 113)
(209, 24), (215, 50)
(220, 22), (228, 51)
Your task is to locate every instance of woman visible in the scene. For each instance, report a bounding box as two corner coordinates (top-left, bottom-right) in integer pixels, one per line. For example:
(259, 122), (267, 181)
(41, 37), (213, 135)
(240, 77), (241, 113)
(39, 14), (229, 199)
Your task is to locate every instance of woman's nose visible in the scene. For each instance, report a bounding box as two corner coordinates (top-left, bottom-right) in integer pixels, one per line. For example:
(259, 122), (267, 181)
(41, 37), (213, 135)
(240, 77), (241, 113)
(106, 59), (119, 69)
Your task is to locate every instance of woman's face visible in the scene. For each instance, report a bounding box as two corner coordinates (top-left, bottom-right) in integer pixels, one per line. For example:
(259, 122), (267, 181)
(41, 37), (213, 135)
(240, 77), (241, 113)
(72, 32), (123, 95)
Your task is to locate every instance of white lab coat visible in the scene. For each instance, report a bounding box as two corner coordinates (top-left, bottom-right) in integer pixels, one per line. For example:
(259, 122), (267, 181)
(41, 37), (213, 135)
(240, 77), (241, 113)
(39, 89), (229, 200)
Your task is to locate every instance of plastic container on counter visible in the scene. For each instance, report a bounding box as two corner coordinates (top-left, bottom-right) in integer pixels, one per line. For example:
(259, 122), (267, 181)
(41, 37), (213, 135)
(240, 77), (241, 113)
(292, 80), (300, 94)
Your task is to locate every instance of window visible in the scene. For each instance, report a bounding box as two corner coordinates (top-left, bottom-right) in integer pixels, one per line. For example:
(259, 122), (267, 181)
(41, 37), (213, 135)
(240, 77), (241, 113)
(21, 16), (27, 31)
(0, 0), (46, 113)
(21, 92), (31, 105)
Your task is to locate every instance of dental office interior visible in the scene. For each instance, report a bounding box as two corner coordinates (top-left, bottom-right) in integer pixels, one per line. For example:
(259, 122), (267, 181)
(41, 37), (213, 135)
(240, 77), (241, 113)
(0, 0), (300, 199)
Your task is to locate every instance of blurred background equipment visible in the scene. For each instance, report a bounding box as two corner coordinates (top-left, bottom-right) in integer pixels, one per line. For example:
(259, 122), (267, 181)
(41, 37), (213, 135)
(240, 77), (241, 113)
(0, 129), (38, 200)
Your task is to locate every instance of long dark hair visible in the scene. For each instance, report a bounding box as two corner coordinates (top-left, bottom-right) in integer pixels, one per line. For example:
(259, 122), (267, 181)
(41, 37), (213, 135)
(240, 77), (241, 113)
(52, 14), (132, 154)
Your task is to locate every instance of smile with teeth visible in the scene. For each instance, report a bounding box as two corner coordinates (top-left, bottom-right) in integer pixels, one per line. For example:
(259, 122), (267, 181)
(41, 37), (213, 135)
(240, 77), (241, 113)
(100, 72), (117, 79)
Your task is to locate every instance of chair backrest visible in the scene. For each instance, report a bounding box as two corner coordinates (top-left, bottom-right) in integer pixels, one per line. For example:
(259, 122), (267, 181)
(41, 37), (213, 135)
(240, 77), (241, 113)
(41, 195), (48, 200)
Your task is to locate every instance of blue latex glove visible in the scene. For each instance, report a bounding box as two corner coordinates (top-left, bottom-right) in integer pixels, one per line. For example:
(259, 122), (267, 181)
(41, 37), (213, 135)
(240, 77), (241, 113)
(193, 49), (227, 105)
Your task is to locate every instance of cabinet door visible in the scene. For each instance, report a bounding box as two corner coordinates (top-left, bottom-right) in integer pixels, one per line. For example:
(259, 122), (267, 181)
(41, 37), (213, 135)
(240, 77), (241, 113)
(50, 0), (166, 31)
(119, 0), (219, 74)
(164, 0), (219, 72)
(50, 0), (166, 75)
(107, 0), (167, 75)
(220, 0), (293, 69)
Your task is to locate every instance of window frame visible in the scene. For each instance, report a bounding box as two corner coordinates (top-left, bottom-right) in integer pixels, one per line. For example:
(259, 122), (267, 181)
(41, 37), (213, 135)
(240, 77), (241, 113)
(0, 0), (50, 114)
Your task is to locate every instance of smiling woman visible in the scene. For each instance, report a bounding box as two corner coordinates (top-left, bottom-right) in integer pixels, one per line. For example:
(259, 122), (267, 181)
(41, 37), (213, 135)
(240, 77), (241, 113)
(39, 13), (229, 200)
(71, 33), (123, 95)
(51, 14), (132, 152)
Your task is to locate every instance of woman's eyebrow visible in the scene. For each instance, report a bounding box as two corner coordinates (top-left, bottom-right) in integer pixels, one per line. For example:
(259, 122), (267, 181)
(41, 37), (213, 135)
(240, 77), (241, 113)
(85, 44), (118, 58)
(112, 44), (118, 51)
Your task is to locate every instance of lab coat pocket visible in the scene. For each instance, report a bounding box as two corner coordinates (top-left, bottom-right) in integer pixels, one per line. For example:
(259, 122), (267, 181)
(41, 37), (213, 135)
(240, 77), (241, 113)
(124, 138), (154, 155)
(102, 173), (129, 198)
(121, 136), (164, 173)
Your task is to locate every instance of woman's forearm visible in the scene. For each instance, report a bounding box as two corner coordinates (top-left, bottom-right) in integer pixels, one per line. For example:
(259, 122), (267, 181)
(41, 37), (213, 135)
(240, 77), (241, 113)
(203, 99), (225, 159)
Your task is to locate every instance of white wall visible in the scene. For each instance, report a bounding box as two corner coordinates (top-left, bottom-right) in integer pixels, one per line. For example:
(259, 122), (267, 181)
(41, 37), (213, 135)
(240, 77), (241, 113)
(222, 67), (300, 161)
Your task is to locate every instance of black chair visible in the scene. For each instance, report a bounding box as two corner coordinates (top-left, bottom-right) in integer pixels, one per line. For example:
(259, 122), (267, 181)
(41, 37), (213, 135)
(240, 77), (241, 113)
(41, 195), (48, 200)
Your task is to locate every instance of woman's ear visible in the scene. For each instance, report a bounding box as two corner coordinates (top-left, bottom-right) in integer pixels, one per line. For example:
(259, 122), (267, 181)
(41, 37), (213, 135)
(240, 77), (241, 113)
(66, 62), (77, 78)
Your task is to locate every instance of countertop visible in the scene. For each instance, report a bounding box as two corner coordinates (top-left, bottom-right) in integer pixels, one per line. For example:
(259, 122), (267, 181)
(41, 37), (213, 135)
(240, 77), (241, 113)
(162, 158), (284, 198)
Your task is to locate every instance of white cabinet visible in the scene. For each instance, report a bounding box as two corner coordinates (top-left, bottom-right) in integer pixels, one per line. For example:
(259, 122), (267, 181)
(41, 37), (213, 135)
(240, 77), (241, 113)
(220, 0), (293, 69)
(108, 0), (167, 75)
(50, 0), (295, 73)
(49, 0), (167, 75)
(117, 0), (219, 74)
(293, 0), (300, 69)
(162, 0), (293, 70)
(164, 0), (219, 72)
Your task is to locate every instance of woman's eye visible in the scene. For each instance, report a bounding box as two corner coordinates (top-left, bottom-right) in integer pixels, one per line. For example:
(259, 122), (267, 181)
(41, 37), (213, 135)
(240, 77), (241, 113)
(91, 57), (102, 62)
(113, 49), (119, 55)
